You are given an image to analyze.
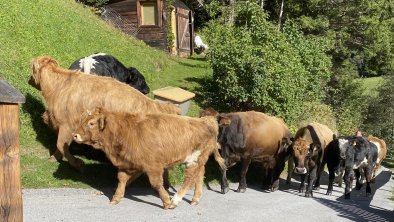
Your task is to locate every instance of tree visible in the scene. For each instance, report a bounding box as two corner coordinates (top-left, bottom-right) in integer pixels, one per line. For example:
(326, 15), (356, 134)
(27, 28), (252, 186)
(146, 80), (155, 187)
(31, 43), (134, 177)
(363, 73), (394, 158)
(202, 2), (331, 123)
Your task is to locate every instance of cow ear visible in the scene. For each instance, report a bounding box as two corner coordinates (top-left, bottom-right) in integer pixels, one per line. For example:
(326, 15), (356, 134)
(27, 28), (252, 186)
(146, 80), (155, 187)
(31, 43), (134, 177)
(218, 115), (231, 126)
(99, 114), (105, 131)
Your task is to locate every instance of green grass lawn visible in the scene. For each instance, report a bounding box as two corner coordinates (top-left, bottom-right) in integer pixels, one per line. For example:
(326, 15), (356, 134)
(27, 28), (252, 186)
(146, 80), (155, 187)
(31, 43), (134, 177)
(356, 76), (384, 96)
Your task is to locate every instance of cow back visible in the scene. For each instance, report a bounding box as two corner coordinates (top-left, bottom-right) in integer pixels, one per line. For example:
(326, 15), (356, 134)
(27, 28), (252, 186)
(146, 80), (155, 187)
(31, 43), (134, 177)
(220, 111), (291, 156)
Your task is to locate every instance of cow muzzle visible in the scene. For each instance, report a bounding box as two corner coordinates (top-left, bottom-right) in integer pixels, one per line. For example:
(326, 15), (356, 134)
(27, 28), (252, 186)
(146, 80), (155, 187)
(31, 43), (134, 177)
(294, 167), (307, 174)
(72, 133), (83, 143)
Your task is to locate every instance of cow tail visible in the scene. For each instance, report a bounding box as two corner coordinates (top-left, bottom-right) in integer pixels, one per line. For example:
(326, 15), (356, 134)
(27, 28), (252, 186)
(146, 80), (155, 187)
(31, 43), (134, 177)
(213, 145), (227, 171)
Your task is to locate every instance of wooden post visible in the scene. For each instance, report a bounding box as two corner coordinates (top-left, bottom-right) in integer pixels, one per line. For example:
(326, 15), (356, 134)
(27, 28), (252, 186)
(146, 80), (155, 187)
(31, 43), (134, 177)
(0, 80), (25, 222)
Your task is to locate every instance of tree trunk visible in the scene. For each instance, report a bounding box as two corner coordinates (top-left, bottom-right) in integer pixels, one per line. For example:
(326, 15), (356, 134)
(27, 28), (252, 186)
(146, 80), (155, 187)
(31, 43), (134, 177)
(278, 0), (285, 31)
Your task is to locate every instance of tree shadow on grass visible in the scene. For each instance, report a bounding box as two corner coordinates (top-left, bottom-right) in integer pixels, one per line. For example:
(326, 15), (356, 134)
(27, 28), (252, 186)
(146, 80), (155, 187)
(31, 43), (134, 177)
(23, 93), (111, 162)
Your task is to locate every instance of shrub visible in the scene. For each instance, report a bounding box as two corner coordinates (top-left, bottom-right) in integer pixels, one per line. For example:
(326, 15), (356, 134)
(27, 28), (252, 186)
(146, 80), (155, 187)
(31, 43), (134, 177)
(203, 2), (331, 123)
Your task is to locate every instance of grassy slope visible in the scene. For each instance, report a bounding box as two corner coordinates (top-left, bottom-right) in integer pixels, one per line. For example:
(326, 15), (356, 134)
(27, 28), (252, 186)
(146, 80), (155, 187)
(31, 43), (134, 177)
(0, 0), (212, 188)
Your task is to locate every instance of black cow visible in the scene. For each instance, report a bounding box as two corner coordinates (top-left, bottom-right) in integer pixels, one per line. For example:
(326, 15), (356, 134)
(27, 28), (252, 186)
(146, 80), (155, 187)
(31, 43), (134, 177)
(325, 136), (378, 199)
(323, 136), (352, 195)
(69, 53), (150, 94)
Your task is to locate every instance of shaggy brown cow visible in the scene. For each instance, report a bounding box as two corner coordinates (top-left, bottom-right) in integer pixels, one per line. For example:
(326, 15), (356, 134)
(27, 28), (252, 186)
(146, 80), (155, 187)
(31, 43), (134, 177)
(72, 108), (226, 209)
(367, 135), (387, 181)
(287, 122), (335, 197)
(202, 108), (293, 193)
(29, 56), (181, 170)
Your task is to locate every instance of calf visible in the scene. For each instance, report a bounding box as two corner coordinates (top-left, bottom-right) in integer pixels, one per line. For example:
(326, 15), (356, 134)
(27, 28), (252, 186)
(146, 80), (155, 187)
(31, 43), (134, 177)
(323, 136), (352, 195)
(72, 108), (226, 209)
(69, 53), (150, 94)
(287, 122), (335, 197)
(343, 136), (378, 199)
(202, 108), (293, 193)
(29, 56), (180, 170)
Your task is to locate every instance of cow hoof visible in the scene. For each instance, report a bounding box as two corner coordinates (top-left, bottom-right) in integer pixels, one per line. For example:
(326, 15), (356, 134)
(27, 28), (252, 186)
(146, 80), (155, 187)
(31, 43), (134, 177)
(313, 186), (320, 191)
(305, 192), (313, 198)
(270, 186), (279, 192)
(356, 183), (363, 190)
(345, 193), (351, 199)
(298, 188), (305, 193)
(110, 199), (120, 205)
(221, 187), (229, 194)
(48, 155), (59, 162)
(191, 200), (199, 206)
(326, 191), (332, 196)
(237, 188), (246, 193)
(167, 203), (177, 209)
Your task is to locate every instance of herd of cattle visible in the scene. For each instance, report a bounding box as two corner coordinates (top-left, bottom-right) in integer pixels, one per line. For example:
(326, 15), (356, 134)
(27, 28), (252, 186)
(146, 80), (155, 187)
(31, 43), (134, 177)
(28, 54), (388, 209)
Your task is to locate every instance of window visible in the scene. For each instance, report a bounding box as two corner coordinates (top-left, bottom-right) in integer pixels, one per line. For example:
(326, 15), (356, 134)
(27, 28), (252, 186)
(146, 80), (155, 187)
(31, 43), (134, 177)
(138, 0), (161, 27)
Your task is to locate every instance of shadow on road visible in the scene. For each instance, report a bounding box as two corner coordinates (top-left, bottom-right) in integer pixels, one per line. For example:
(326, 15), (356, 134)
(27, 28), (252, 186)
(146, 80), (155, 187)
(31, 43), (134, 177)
(283, 169), (393, 222)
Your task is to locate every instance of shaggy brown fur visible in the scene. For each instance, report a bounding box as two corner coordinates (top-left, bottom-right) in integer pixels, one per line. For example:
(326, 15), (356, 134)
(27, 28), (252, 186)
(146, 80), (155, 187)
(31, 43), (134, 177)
(72, 108), (226, 209)
(367, 135), (387, 180)
(29, 56), (181, 170)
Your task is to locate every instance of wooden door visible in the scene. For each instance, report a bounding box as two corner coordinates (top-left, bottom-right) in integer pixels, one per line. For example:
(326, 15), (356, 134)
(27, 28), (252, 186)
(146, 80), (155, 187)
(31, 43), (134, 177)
(176, 8), (192, 56)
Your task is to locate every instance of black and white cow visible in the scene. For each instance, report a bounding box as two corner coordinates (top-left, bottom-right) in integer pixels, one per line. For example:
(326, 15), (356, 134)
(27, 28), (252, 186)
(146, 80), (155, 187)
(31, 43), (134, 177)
(69, 53), (150, 94)
(324, 135), (380, 198)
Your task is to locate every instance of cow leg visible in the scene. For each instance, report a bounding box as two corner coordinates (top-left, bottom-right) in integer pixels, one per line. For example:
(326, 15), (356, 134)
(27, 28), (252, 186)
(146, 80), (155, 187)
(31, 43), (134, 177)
(364, 165), (373, 197)
(271, 156), (286, 192)
(305, 167), (317, 197)
(146, 169), (172, 209)
(170, 165), (198, 208)
(344, 167), (354, 199)
(191, 165), (205, 205)
(56, 126), (84, 171)
(313, 164), (324, 190)
(163, 169), (170, 190)
(111, 170), (132, 204)
(299, 174), (306, 193)
(220, 166), (229, 194)
(326, 167), (335, 195)
(355, 169), (363, 190)
(286, 156), (294, 185)
(262, 167), (273, 190)
(237, 155), (252, 193)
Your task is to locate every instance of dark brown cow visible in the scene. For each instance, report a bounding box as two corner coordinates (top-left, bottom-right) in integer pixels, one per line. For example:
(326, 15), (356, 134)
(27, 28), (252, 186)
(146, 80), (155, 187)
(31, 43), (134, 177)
(202, 108), (293, 193)
(29, 56), (181, 170)
(287, 122), (335, 197)
(72, 108), (226, 209)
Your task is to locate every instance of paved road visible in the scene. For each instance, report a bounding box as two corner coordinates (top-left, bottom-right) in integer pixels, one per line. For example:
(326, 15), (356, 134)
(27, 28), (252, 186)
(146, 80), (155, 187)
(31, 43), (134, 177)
(23, 167), (394, 222)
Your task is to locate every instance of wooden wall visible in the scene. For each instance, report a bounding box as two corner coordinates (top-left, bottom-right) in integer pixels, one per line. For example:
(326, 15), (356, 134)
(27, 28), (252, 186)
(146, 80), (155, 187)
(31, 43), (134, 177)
(107, 0), (168, 51)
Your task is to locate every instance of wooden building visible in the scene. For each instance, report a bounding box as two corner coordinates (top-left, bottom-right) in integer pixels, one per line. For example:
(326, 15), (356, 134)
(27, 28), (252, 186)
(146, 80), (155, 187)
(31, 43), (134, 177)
(107, 0), (194, 57)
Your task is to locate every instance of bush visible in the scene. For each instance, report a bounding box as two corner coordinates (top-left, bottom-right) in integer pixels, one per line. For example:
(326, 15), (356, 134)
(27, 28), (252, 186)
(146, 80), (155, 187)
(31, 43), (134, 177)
(203, 2), (331, 123)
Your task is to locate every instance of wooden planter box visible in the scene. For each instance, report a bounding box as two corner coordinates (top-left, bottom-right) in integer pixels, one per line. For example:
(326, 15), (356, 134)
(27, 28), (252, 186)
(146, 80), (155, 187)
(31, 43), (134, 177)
(153, 86), (195, 116)
(0, 80), (25, 222)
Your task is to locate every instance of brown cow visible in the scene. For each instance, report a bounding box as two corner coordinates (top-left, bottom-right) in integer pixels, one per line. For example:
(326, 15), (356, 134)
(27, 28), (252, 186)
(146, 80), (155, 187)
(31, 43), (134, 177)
(367, 135), (387, 181)
(29, 56), (181, 170)
(202, 108), (293, 193)
(72, 108), (226, 209)
(287, 122), (335, 197)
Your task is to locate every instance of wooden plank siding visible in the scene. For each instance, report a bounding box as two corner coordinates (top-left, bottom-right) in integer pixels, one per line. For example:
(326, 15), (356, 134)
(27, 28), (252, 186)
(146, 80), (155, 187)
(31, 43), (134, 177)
(107, 0), (193, 55)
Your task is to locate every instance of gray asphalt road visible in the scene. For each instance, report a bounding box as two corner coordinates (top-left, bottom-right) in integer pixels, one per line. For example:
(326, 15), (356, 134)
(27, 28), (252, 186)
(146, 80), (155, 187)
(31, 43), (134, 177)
(23, 167), (394, 222)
